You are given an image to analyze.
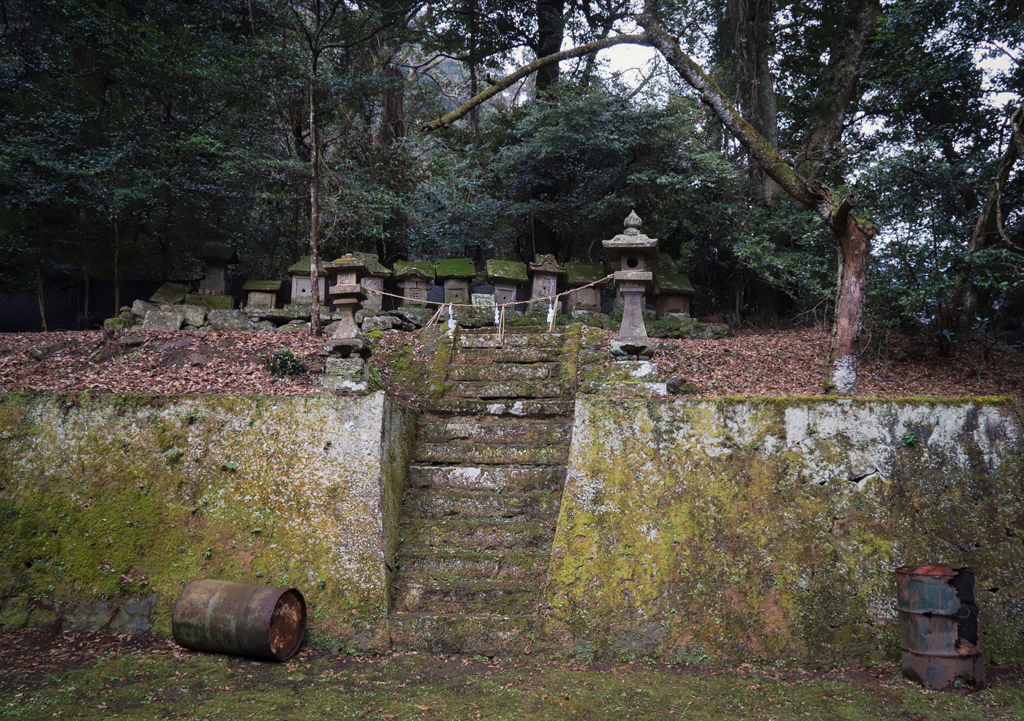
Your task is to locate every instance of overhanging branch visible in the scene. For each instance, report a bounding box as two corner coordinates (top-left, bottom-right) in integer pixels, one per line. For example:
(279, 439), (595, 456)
(420, 33), (648, 133)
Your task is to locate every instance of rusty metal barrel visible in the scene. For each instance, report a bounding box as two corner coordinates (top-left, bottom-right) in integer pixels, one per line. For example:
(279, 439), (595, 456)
(172, 580), (306, 661)
(896, 565), (984, 690)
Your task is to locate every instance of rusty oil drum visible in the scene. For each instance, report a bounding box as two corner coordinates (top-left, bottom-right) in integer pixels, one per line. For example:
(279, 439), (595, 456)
(896, 565), (984, 689)
(172, 580), (306, 661)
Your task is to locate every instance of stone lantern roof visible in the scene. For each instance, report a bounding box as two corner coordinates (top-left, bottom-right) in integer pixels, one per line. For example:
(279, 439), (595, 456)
(287, 256), (327, 277)
(565, 262), (608, 287)
(486, 259), (528, 284)
(324, 253), (368, 280)
(353, 252), (391, 277)
(393, 261), (435, 281)
(434, 258), (477, 280)
(602, 210), (658, 265)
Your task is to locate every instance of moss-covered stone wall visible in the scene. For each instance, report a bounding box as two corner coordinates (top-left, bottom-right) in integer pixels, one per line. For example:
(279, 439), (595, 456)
(549, 397), (1024, 667)
(0, 391), (416, 653)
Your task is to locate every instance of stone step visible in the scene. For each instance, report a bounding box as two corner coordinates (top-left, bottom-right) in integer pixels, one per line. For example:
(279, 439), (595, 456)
(455, 347), (566, 364)
(412, 442), (570, 465)
(459, 333), (565, 349)
(393, 581), (541, 615)
(447, 380), (562, 399)
(418, 399), (574, 418)
(397, 550), (549, 585)
(403, 487), (563, 520)
(415, 417), (571, 445)
(390, 612), (546, 656)
(400, 518), (556, 552)
(407, 465), (566, 492)
(447, 363), (559, 382)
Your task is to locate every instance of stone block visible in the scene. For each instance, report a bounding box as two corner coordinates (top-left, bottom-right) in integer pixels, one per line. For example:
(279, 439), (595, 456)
(181, 305), (207, 327)
(320, 358), (368, 392)
(278, 321), (310, 333)
(362, 315), (401, 332)
(149, 282), (189, 304)
(142, 310), (184, 331)
(206, 309), (252, 331)
(131, 299), (158, 318)
(186, 293), (233, 310)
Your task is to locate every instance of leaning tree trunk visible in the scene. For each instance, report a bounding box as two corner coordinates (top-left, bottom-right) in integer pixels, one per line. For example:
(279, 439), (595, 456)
(828, 201), (871, 393)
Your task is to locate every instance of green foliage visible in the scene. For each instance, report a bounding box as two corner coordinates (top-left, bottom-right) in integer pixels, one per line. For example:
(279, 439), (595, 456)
(266, 349), (305, 378)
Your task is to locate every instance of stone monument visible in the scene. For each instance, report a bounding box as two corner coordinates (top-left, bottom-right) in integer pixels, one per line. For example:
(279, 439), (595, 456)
(528, 254), (566, 311)
(287, 256), (327, 306)
(394, 261), (435, 307)
(353, 252), (391, 311)
(197, 242), (237, 296)
(242, 280), (281, 309)
(603, 211), (657, 359)
(323, 254), (369, 358)
(485, 260), (528, 307)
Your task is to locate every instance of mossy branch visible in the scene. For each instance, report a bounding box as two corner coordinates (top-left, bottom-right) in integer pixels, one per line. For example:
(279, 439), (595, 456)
(420, 34), (648, 133)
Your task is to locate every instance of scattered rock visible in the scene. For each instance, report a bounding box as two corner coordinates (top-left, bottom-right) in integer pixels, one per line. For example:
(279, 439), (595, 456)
(121, 334), (146, 348)
(155, 339), (193, 353)
(131, 299), (159, 318)
(278, 322), (310, 334)
(665, 376), (700, 395)
(207, 309), (252, 331)
(181, 305), (207, 328)
(26, 340), (69, 362)
(355, 308), (384, 324)
(185, 352), (210, 367)
(388, 307), (434, 328)
(142, 310), (184, 331)
(103, 318), (130, 330)
(362, 315), (403, 332)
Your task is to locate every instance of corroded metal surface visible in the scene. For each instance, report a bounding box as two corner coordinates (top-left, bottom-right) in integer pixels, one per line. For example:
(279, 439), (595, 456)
(896, 565), (983, 690)
(172, 580), (306, 661)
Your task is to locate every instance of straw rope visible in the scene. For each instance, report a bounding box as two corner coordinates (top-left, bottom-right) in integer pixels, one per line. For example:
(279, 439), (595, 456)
(355, 273), (614, 309)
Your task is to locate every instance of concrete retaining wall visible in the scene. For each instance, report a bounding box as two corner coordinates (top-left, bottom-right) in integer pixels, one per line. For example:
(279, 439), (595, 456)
(0, 391), (415, 653)
(549, 398), (1024, 666)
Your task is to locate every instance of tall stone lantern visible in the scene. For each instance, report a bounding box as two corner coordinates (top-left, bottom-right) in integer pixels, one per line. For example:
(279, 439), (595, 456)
(603, 211), (658, 359)
(323, 254), (369, 358)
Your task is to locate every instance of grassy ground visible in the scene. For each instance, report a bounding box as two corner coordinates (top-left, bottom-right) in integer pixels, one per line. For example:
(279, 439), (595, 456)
(1, 631), (1022, 720)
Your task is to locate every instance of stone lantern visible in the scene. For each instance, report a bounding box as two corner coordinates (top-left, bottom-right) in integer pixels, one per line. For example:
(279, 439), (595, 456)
(485, 260), (528, 307)
(528, 254), (566, 311)
(353, 252), (391, 311)
(197, 242), (237, 296)
(434, 259), (477, 307)
(653, 266), (695, 319)
(565, 263), (606, 314)
(287, 256), (327, 306)
(603, 211), (658, 359)
(323, 254), (369, 358)
(393, 262), (435, 307)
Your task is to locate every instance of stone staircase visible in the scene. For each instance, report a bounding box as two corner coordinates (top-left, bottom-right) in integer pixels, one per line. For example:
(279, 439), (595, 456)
(390, 327), (577, 655)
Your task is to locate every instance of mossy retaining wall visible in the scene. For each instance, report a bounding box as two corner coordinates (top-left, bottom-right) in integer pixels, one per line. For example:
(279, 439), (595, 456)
(549, 397), (1024, 667)
(0, 391), (415, 653)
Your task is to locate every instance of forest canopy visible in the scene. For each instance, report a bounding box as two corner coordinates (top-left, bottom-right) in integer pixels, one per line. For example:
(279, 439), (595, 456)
(1, 0), (1022, 354)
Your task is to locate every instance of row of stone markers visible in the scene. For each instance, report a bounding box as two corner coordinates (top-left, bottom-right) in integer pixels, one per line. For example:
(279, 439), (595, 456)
(107, 214), (695, 356)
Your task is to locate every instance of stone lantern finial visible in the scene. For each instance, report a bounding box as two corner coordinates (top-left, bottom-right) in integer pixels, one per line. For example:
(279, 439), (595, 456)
(624, 210), (642, 235)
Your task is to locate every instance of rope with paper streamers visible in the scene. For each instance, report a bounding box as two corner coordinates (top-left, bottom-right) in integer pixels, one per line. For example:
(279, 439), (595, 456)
(363, 272), (613, 337)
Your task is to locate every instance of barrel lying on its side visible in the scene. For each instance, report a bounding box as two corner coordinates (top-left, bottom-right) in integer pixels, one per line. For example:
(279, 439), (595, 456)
(172, 580), (306, 661)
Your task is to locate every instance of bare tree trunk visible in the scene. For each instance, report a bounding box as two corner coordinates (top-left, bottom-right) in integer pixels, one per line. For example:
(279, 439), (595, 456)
(309, 84), (323, 338)
(83, 265), (90, 329)
(829, 201), (871, 393)
(113, 220), (121, 318)
(37, 267), (47, 332)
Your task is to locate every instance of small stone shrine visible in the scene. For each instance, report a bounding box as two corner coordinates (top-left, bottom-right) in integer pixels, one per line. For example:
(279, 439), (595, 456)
(434, 259), (476, 307)
(394, 261), (435, 307)
(242, 280), (281, 309)
(565, 263), (606, 314)
(323, 254), (369, 358)
(197, 242), (237, 296)
(653, 263), (695, 319)
(528, 254), (566, 311)
(603, 211), (657, 359)
(287, 256), (327, 305)
(485, 260), (528, 307)
(353, 252), (391, 311)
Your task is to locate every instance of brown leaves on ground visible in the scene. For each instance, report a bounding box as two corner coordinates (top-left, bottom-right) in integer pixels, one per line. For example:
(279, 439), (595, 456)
(0, 330), (326, 396)
(613, 326), (1024, 398)
(2, 325), (1022, 398)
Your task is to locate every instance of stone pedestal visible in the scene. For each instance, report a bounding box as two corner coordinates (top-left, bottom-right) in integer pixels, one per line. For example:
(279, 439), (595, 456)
(528, 254), (566, 311)
(604, 211), (659, 359)
(242, 280), (281, 309)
